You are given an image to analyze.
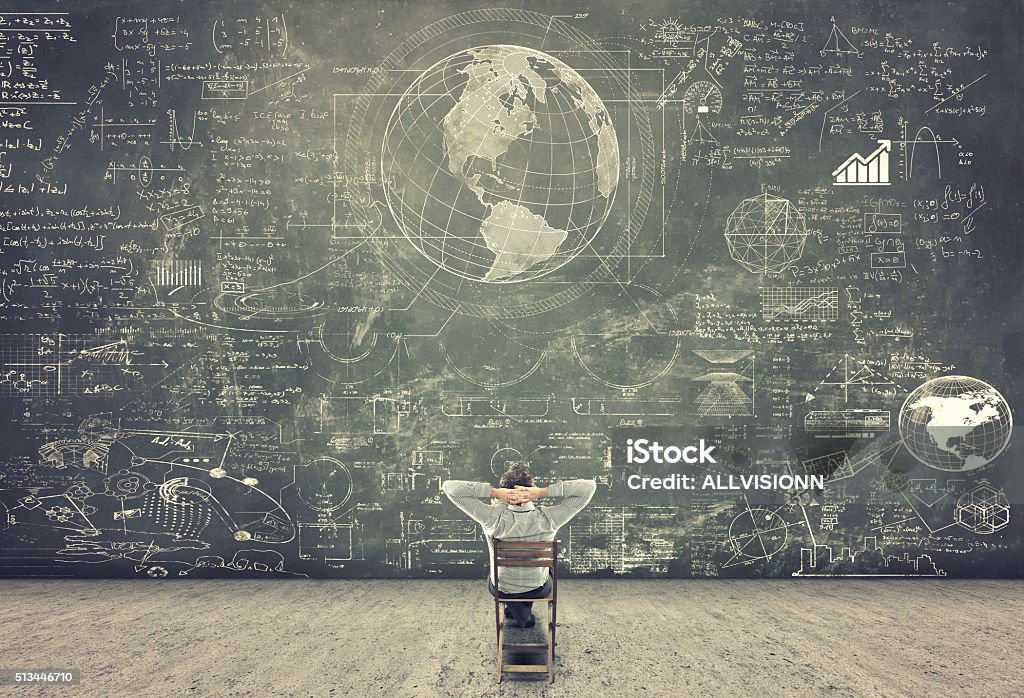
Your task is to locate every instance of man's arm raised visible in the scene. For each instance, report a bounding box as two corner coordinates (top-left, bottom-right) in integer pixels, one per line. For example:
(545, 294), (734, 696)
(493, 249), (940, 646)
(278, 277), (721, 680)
(441, 480), (515, 529)
(517, 479), (597, 529)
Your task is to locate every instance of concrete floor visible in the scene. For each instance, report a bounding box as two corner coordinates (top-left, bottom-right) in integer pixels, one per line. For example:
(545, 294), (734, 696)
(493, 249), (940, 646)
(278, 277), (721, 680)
(1, 579), (1021, 697)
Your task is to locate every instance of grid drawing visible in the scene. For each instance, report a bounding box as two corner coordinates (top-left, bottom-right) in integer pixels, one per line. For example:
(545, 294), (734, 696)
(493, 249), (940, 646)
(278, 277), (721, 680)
(761, 287), (839, 321)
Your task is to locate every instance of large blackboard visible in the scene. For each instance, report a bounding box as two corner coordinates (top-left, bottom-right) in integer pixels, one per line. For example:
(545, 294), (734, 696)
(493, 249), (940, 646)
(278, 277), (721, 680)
(0, 0), (1021, 578)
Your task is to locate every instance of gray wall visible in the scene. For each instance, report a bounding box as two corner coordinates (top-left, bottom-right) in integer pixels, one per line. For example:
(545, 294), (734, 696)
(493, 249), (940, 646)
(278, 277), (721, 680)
(0, 0), (1020, 578)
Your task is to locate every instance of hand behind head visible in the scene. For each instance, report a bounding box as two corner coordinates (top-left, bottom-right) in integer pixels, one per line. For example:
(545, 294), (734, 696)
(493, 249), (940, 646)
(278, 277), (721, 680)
(509, 485), (541, 505)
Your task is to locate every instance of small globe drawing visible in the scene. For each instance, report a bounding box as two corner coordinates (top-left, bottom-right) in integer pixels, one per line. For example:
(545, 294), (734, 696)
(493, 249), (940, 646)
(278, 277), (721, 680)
(382, 45), (620, 283)
(724, 193), (808, 274)
(898, 376), (1012, 471)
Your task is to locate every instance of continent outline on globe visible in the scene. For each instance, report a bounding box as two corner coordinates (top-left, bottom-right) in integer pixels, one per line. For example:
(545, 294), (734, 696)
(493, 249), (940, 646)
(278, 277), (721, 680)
(382, 44), (620, 284)
(898, 375), (1013, 472)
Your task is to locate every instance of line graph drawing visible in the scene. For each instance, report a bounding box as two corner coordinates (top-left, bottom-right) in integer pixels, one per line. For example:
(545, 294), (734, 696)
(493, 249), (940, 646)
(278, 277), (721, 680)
(762, 287), (839, 321)
(165, 109), (199, 150)
(0, 334), (159, 396)
(906, 126), (944, 180)
(892, 121), (960, 180)
(801, 451), (855, 483)
(832, 139), (891, 185)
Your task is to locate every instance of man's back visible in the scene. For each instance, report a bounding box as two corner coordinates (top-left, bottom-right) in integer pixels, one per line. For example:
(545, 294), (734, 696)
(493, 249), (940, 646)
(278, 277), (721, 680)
(442, 479), (596, 593)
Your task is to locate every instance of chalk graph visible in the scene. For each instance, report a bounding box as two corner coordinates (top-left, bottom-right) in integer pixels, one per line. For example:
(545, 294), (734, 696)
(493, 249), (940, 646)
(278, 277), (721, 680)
(761, 287), (839, 321)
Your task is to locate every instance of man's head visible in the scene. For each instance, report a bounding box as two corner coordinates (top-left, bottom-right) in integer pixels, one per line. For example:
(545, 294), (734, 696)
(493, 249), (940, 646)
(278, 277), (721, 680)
(499, 463), (533, 489)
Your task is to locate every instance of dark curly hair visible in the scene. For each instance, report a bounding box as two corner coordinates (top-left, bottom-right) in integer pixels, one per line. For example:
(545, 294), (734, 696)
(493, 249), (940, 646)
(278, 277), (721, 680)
(499, 463), (533, 489)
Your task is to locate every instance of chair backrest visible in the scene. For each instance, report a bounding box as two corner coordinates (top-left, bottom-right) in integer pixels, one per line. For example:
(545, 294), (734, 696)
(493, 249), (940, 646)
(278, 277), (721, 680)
(491, 540), (559, 590)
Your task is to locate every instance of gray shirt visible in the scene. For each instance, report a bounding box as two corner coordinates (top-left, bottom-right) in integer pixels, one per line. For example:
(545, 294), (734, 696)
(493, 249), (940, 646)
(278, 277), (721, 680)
(441, 479), (597, 593)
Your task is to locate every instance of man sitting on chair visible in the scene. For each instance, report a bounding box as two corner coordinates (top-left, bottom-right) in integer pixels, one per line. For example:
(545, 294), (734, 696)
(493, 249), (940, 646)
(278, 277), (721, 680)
(442, 465), (596, 628)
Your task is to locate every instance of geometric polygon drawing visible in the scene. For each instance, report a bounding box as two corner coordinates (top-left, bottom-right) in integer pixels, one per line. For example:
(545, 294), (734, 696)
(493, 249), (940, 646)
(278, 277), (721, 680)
(692, 349), (754, 416)
(819, 17), (863, 59)
(694, 377), (752, 416)
(954, 480), (1010, 535)
(724, 193), (808, 274)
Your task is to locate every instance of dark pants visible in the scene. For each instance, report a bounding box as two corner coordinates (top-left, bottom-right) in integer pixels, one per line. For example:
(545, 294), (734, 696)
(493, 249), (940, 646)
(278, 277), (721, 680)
(489, 575), (552, 628)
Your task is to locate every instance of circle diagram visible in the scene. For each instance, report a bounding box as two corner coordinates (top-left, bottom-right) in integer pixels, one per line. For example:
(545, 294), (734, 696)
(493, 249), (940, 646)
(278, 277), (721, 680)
(898, 376), (1011, 472)
(103, 469), (157, 500)
(383, 45), (619, 284)
(727, 507), (788, 562)
(296, 457), (354, 512)
(490, 447), (528, 478)
(724, 193), (808, 274)
(345, 8), (656, 319)
(682, 80), (723, 114)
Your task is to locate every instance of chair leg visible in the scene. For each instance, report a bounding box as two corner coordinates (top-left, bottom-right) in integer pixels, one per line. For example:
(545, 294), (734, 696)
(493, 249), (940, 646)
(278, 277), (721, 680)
(550, 598), (557, 683)
(546, 600), (553, 683)
(495, 596), (557, 683)
(498, 603), (506, 683)
(551, 599), (557, 654)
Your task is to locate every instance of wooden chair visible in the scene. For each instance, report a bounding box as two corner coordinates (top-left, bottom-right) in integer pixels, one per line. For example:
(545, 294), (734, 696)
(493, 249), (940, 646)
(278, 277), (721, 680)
(491, 539), (558, 683)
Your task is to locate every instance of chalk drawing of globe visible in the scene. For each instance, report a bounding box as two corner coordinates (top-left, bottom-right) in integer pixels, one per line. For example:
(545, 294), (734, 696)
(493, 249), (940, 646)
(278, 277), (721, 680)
(898, 376), (1012, 471)
(382, 45), (619, 283)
